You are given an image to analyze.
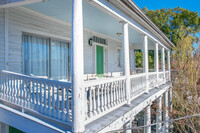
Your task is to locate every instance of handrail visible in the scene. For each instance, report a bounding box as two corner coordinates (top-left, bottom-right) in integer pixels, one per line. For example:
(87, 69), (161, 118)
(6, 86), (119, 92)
(1, 70), (72, 87)
(84, 76), (126, 87)
(130, 73), (146, 79)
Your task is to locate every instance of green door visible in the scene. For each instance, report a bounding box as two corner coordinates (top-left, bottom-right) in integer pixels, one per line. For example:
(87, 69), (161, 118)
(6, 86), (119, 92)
(96, 45), (104, 75)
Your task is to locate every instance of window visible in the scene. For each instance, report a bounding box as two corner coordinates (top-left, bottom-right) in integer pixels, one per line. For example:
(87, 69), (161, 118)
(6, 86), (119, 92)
(117, 48), (122, 67)
(22, 34), (70, 81)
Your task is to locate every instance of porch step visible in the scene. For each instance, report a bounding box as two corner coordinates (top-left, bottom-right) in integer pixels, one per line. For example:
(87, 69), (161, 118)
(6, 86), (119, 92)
(85, 82), (171, 133)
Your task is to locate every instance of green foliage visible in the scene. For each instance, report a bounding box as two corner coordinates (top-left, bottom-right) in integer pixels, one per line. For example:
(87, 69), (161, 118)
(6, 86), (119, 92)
(142, 7), (200, 45)
(142, 7), (200, 132)
(135, 50), (154, 69)
(135, 50), (143, 68)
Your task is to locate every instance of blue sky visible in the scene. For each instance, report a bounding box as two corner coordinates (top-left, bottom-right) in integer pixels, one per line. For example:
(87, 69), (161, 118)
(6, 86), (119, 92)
(133, 0), (200, 15)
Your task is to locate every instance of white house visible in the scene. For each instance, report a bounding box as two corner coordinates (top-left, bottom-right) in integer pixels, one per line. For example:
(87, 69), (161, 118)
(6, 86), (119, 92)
(0, 0), (174, 133)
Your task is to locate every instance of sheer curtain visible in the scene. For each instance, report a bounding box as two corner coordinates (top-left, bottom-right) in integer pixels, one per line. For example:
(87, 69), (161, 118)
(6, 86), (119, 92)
(22, 34), (49, 77)
(51, 40), (69, 81)
(22, 34), (70, 81)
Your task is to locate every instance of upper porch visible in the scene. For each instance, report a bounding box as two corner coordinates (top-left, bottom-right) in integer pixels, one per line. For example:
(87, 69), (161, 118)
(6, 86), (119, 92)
(0, 0), (173, 132)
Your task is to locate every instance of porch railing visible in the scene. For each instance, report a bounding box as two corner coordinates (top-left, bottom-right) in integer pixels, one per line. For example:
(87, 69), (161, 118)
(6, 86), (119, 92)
(0, 70), (170, 126)
(149, 72), (157, 89)
(130, 73), (146, 100)
(83, 76), (127, 124)
(0, 70), (72, 125)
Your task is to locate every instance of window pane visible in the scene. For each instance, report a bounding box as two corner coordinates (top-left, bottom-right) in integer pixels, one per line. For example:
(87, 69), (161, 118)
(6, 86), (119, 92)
(51, 40), (70, 81)
(118, 49), (121, 67)
(22, 34), (49, 77)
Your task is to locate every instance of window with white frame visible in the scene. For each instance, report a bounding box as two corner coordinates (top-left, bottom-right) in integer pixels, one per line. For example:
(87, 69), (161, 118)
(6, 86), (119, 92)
(117, 48), (122, 67)
(22, 34), (71, 81)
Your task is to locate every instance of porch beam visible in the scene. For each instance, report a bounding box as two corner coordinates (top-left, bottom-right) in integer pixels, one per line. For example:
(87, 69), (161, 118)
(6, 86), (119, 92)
(143, 35), (149, 93)
(122, 22), (131, 104)
(0, 0), (46, 9)
(72, 0), (85, 132)
(88, 0), (169, 51)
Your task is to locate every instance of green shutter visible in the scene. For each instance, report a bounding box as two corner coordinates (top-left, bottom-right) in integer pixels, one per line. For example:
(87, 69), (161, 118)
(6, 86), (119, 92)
(96, 46), (104, 75)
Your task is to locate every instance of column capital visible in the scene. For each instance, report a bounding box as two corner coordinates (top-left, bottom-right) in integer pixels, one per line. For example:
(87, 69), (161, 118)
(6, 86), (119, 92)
(120, 20), (128, 25)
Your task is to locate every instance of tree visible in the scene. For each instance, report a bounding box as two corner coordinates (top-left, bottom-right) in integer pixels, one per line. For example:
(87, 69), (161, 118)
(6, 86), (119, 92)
(142, 7), (200, 45)
(143, 7), (200, 132)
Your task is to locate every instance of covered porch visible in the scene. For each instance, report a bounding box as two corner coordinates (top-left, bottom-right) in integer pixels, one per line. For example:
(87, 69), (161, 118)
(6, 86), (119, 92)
(0, 0), (172, 132)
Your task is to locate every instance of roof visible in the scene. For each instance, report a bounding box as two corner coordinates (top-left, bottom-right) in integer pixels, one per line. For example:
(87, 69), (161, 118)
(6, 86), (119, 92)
(109, 0), (175, 48)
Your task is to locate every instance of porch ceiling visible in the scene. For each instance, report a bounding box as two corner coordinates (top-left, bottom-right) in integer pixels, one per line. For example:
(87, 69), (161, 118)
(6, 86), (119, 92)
(23, 0), (155, 48)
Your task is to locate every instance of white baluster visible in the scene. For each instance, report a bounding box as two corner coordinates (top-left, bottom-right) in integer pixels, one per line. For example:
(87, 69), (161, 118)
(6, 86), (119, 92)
(107, 83), (110, 109)
(97, 85), (100, 113)
(104, 84), (107, 111)
(61, 86), (65, 121)
(65, 87), (70, 122)
(116, 81), (119, 104)
(113, 82), (116, 106)
(89, 87), (93, 117)
(101, 84), (104, 112)
(39, 82), (42, 112)
(47, 84), (51, 116)
(93, 87), (97, 115)
(56, 85), (60, 119)
(43, 83), (47, 114)
(85, 88), (88, 120)
(51, 85), (55, 117)
(110, 82), (114, 107)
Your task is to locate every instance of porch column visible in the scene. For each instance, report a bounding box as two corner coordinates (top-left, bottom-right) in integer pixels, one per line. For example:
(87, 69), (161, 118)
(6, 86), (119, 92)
(122, 22), (131, 104)
(164, 91), (169, 133)
(143, 35), (149, 93)
(167, 50), (171, 81)
(0, 122), (9, 133)
(123, 120), (132, 133)
(72, 0), (85, 132)
(156, 96), (162, 133)
(161, 47), (165, 83)
(154, 43), (159, 85)
(144, 104), (151, 133)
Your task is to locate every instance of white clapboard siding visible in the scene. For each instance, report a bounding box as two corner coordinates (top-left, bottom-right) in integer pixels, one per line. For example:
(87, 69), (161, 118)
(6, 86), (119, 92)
(0, 9), (5, 70)
(5, 6), (136, 74)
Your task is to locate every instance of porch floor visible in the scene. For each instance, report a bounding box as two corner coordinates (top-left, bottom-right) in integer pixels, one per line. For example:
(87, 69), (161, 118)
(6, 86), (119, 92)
(85, 82), (171, 133)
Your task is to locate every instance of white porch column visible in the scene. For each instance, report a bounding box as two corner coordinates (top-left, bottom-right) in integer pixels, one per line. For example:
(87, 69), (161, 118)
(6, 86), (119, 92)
(143, 35), (149, 93)
(161, 47), (165, 83)
(154, 43), (159, 85)
(169, 87), (173, 112)
(144, 104), (151, 133)
(123, 120), (132, 133)
(164, 91), (169, 133)
(72, 0), (85, 132)
(167, 50), (171, 81)
(0, 122), (9, 133)
(156, 96), (162, 133)
(122, 22), (131, 104)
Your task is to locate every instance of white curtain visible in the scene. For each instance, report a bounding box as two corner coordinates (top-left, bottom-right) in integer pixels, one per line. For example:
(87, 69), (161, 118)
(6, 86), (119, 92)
(22, 34), (49, 77)
(22, 34), (70, 81)
(51, 40), (69, 80)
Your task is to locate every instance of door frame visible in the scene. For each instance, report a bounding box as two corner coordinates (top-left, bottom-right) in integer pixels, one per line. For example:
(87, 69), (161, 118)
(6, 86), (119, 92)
(94, 42), (107, 75)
